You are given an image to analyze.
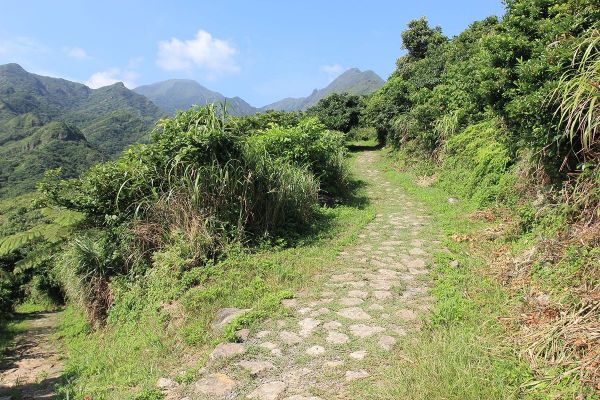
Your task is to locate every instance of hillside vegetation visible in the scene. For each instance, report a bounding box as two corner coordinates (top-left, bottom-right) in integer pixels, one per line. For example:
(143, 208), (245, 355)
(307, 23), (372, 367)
(0, 63), (163, 197)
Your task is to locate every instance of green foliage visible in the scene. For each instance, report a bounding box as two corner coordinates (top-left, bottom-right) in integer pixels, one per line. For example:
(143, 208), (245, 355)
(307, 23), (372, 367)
(401, 17), (448, 60)
(555, 29), (600, 158)
(440, 120), (513, 206)
(247, 117), (349, 196)
(306, 92), (363, 133)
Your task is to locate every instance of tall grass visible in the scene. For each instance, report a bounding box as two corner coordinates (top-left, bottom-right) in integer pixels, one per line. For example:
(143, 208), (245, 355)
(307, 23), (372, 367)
(555, 29), (600, 158)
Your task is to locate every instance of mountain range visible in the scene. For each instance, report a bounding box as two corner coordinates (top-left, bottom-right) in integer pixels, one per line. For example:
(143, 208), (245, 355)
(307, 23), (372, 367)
(0, 63), (163, 197)
(134, 68), (383, 115)
(0, 63), (383, 197)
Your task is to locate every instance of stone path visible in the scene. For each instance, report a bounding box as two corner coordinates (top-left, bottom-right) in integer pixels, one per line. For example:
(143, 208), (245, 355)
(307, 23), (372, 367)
(0, 311), (63, 400)
(170, 150), (436, 399)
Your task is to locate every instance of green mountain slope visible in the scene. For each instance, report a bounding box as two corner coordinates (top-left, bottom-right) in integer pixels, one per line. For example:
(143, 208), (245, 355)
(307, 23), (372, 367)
(263, 68), (384, 111)
(134, 79), (258, 116)
(0, 63), (163, 197)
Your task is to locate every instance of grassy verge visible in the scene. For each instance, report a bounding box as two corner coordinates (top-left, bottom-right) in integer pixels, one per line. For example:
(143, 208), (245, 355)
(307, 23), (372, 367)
(55, 159), (374, 400)
(353, 150), (536, 399)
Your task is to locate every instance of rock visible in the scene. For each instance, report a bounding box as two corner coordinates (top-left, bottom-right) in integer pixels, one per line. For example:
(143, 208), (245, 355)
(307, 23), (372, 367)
(349, 350), (367, 360)
(247, 381), (286, 400)
(209, 342), (245, 360)
(337, 307), (371, 320)
(331, 273), (355, 282)
(326, 330), (350, 344)
(323, 360), (344, 368)
(212, 308), (250, 331)
(156, 377), (177, 389)
(449, 260), (460, 268)
(306, 345), (326, 356)
(236, 328), (250, 342)
(310, 307), (330, 317)
(409, 247), (426, 256)
(323, 320), (342, 330)
(397, 309), (417, 321)
(284, 396), (322, 400)
(348, 324), (385, 338)
(281, 298), (298, 308)
(298, 307), (313, 315)
(368, 304), (385, 311)
(338, 297), (364, 306)
(194, 373), (236, 396)
(256, 330), (272, 338)
(379, 335), (396, 351)
(448, 197), (459, 204)
(299, 318), (321, 337)
(348, 290), (369, 299)
(280, 331), (302, 345)
(238, 360), (274, 376)
(345, 370), (370, 381)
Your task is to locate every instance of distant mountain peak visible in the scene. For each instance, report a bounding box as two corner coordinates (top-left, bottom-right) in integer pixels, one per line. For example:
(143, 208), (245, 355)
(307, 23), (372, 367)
(134, 79), (257, 116)
(262, 68), (384, 112)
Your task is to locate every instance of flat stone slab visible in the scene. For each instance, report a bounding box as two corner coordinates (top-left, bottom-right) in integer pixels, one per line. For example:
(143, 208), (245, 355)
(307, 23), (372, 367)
(323, 360), (344, 369)
(306, 345), (326, 356)
(212, 308), (250, 331)
(397, 309), (417, 320)
(348, 290), (369, 299)
(348, 324), (385, 338)
(210, 343), (245, 360)
(337, 307), (371, 320)
(349, 350), (367, 360)
(345, 370), (370, 381)
(247, 381), (286, 400)
(238, 360), (274, 376)
(338, 297), (364, 306)
(284, 396), (322, 400)
(280, 331), (302, 345)
(373, 290), (392, 300)
(323, 321), (342, 330)
(326, 330), (350, 344)
(299, 318), (321, 337)
(194, 373), (236, 396)
(379, 335), (397, 351)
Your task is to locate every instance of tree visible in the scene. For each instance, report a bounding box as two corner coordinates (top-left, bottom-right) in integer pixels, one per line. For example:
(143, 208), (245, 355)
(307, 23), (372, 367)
(401, 17), (447, 60)
(307, 93), (363, 133)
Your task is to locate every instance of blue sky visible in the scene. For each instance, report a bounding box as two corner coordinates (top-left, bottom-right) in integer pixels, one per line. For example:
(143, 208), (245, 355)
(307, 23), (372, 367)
(0, 1), (504, 107)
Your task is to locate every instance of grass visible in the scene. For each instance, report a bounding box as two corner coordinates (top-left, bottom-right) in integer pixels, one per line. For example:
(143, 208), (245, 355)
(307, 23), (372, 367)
(54, 159), (374, 400)
(351, 149), (535, 399)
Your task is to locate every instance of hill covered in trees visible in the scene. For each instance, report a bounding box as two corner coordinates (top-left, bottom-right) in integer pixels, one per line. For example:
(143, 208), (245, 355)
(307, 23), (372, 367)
(0, 63), (164, 197)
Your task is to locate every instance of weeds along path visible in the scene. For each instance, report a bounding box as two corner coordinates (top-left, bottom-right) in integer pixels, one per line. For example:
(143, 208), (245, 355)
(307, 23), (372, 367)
(0, 311), (63, 399)
(174, 149), (437, 399)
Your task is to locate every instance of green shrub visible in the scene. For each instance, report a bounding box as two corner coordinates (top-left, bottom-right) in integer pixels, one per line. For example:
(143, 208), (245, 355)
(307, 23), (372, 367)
(247, 117), (349, 196)
(439, 120), (513, 206)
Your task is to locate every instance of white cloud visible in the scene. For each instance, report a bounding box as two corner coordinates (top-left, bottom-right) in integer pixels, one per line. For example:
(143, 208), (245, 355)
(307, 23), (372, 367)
(64, 46), (89, 60)
(156, 30), (239, 76)
(85, 68), (138, 89)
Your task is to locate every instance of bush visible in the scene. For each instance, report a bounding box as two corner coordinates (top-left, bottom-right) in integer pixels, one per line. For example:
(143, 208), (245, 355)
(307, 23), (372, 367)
(247, 117), (349, 197)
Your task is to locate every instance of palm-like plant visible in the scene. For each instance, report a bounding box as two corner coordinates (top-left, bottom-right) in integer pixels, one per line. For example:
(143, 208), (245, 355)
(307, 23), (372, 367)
(555, 29), (600, 159)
